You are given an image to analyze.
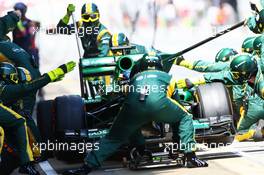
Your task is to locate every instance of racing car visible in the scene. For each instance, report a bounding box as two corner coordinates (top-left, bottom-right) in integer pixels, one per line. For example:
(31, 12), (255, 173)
(36, 45), (235, 166)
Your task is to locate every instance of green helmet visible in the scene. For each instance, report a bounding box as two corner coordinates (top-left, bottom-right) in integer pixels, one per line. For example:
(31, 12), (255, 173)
(215, 48), (238, 62)
(139, 52), (163, 72)
(230, 54), (258, 81)
(0, 62), (18, 84)
(253, 35), (262, 55)
(242, 36), (255, 54)
(17, 67), (32, 83)
(110, 33), (130, 47)
(81, 3), (100, 26)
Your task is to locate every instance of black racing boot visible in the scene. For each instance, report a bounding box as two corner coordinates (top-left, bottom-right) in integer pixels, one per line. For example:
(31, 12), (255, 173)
(185, 152), (208, 168)
(62, 164), (92, 175)
(18, 162), (40, 175)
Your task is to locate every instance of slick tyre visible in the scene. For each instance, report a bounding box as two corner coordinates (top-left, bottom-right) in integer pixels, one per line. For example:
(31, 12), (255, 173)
(55, 95), (85, 131)
(54, 95), (85, 160)
(195, 82), (233, 118)
(37, 100), (55, 158)
(37, 100), (55, 141)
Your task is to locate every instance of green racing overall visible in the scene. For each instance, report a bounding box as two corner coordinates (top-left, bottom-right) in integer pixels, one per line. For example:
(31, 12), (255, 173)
(85, 70), (196, 168)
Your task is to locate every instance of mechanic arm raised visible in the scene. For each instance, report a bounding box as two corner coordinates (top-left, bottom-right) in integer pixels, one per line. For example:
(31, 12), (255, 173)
(175, 70), (239, 89)
(174, 56), (229, 72)
(0, 11), (20, 40)
(56, 4), (76, 35)
(0, 61), (76, 102)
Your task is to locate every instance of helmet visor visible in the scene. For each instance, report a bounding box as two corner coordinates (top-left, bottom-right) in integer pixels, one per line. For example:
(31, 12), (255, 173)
(241, 48), (254, 54)
(231, 71), (254, 80)
(81, 13), (99, 22)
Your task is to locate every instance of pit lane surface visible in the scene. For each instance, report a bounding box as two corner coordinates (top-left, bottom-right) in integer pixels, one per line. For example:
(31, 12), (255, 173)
(10, 141), (264, 175)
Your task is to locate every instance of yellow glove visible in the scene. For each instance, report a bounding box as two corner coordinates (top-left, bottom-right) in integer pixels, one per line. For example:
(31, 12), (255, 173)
(176, 79), (187, 89)
(67, 4), (75, 16)
(62, 4), (76, 24)
(173, 56), (185, 65)
(58, 61), (76, 73)
(176, 77), (206, 89)
(47, 61), (76, 82)
(47, 68), (64, 82)
(173, 56), (194, 70)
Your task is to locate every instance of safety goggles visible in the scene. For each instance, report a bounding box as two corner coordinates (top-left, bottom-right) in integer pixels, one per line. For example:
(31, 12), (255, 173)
(146, 56), (159, 65)
(241, 48), (254, 54)
(81, 13), (99, 22)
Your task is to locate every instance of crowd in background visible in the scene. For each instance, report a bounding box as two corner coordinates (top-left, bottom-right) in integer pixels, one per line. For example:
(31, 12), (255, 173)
(120, 0), (238, 32)
(0, 0), (241, 32)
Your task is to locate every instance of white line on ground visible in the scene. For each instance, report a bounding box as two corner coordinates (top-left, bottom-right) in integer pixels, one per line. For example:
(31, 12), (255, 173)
(39, 161), (58, 175)
(104, 168), (126, 172)
(231, 149), (264, 166)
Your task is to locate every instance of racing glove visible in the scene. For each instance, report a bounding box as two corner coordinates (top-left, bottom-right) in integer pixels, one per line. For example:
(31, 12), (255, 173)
(173, 56), (185, 65)
(47, 61), (76, 82)
(67, 4), (75, 16)
(62, 4), (75, 24)
(185, 152), (208, 168)
(176, 77), (206, 89)
(173, 56), (194, 70)
(58, 61), (76, 73)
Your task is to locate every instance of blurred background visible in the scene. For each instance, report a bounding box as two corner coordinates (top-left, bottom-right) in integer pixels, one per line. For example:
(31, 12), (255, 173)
(0, 0), (256, 99)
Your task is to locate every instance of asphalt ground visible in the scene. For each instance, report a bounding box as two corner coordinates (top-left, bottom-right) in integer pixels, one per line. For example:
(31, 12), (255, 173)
(10, 141), (264, 175)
